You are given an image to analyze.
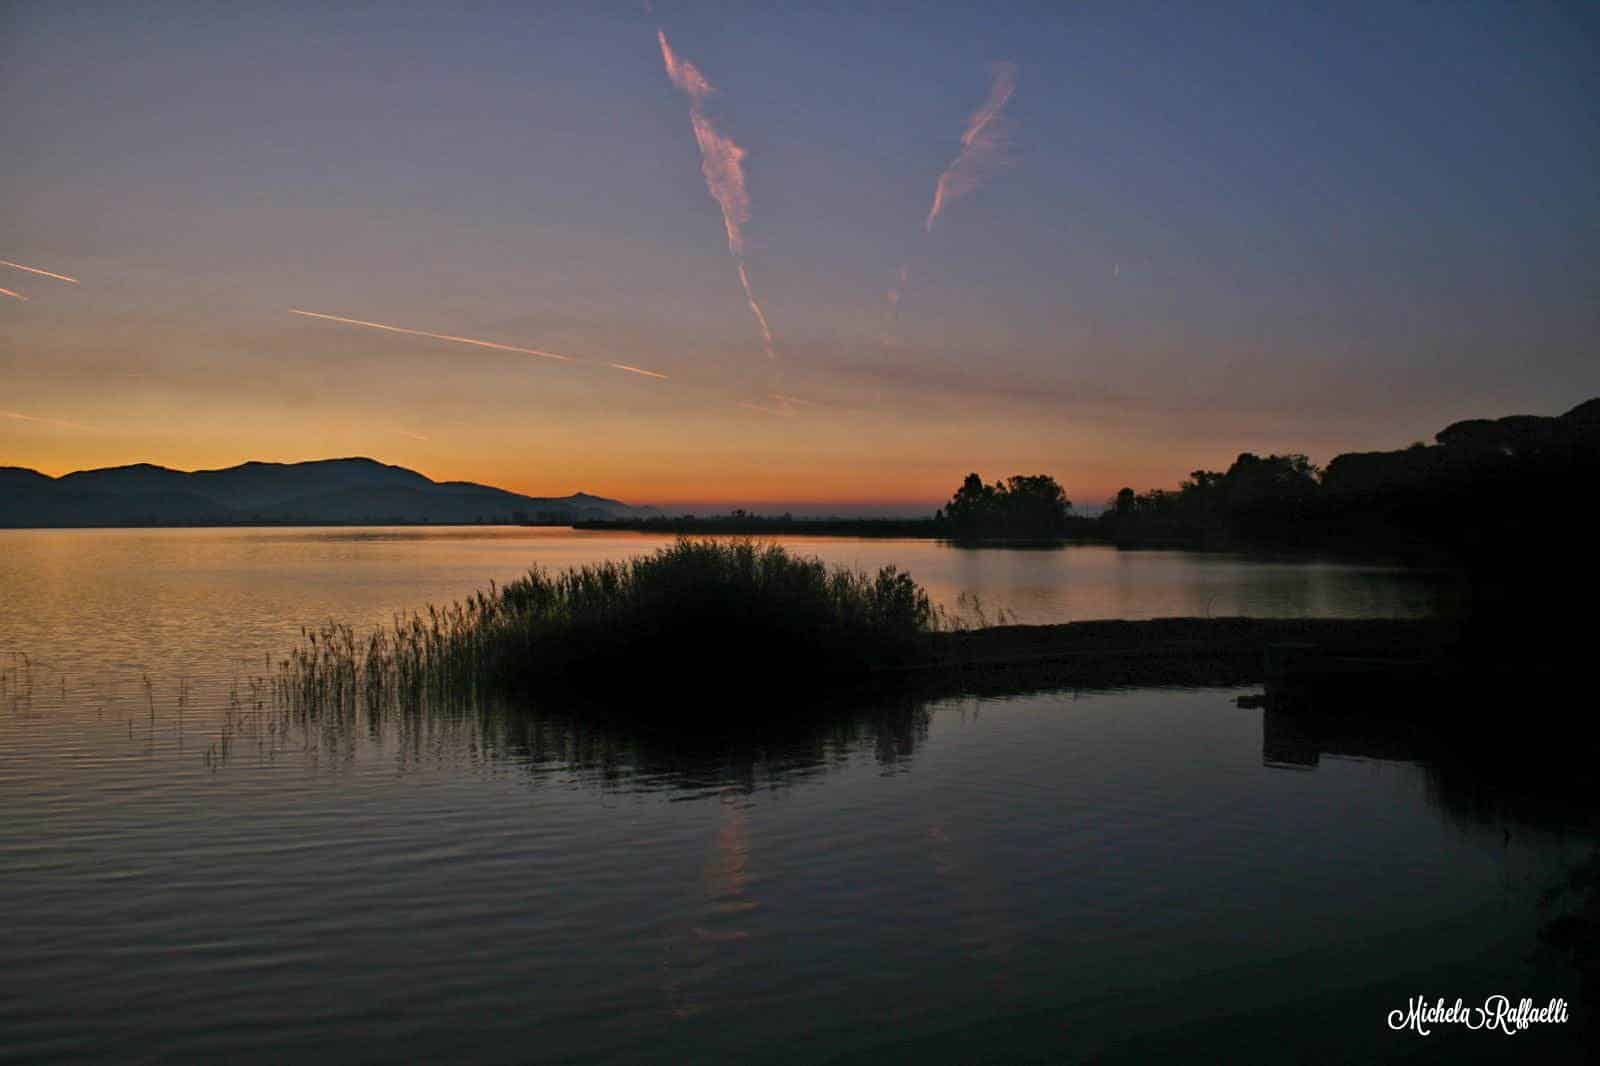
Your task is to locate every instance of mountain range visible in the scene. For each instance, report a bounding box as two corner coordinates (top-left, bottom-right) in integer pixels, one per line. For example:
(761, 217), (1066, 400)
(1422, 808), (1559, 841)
(0, 458), (654, 527)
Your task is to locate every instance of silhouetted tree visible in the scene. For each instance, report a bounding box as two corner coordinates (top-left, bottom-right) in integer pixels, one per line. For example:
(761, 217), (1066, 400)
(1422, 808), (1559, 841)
(1223, 453), (1319, 505)
(940, 473), (1072, 539)
(1098, 454), (1321, 545)
(939, 473), (996, 535)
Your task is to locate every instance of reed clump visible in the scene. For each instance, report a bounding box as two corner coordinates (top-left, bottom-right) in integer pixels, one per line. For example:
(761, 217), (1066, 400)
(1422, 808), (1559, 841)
(276, 539), (939, 719)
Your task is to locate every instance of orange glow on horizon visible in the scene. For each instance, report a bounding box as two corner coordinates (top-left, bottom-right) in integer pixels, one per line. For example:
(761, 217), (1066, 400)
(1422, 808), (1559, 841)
(0, 430), (1182, 513)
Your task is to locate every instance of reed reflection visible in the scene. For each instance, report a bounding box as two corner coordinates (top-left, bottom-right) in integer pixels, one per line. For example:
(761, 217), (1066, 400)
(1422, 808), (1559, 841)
(212, 663), (936, 796)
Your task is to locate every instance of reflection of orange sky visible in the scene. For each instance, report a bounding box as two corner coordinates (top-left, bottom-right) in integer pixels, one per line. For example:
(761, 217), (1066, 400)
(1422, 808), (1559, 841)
(704, 793), (752, 917)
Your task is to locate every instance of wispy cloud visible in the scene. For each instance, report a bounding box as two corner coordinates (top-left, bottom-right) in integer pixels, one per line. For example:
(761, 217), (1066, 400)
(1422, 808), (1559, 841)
(883, 64), (1018, 338)
(659, 29), (778, 360)
(0, 287), (29, 302)
(3, 409), (92, 430)
(289, 309), (574, 361)
(925, 63), (1018, 231)
(886, 264), (909, 310)
(736, 393), (820, 417)
(882, 263), (909, 344)
(0, 259), (81, 285)
(817, 350), (1133, 417)
(658, 29), (713, 104)
(688, 111), (751, 258)
(736, 401), (794, 417)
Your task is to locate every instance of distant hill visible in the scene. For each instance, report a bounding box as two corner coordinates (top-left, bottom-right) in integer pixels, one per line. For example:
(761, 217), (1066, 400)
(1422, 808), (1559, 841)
(0, 458), (655, 528)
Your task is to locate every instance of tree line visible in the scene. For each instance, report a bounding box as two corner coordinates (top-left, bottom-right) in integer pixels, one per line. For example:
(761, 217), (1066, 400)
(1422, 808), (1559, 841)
(938, 396), (1600, 556)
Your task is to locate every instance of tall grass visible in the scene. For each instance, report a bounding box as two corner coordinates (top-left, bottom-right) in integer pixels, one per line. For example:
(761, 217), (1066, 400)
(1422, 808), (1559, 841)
(276, 539), (939, 720)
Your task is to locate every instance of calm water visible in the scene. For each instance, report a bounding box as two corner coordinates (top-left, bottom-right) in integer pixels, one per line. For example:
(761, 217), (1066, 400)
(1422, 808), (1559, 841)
(0, 528), (1588, 1063)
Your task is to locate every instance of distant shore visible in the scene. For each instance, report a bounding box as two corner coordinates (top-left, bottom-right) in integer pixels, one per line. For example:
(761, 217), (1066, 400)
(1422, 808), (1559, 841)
(575, 516), (959, 537)
(567, 517), (1448, 566)
(571, 515), (1110, 541)
(0, 519), (585, 530)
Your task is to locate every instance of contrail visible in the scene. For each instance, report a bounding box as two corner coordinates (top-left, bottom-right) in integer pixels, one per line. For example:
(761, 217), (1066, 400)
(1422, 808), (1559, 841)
(739, 393), (819, 416)
(659, 29), (712, 104)
(884, 65), (1016, 328)
(609, 363), (669, 380)
(0, 260), (80, 285)
(3, 409), (91, 430)
(289, 309), (574, 361)
(925, 63), (1017, 231)
(691, 112), (751, 257)
(0, 287), (28, 302)
(659, 29), (778, 359)
(736, 401), (793, 417)
(292, 308), (668, 381)
(736, 262), (776, 358)
(398, 430), (431, 442)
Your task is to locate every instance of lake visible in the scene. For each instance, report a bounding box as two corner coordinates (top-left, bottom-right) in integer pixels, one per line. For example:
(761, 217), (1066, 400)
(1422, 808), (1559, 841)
(0, 527), (1587, 1062)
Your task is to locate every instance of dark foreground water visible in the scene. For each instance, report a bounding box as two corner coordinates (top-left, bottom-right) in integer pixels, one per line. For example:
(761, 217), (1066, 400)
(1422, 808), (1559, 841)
(0, 528), (1588, 1062)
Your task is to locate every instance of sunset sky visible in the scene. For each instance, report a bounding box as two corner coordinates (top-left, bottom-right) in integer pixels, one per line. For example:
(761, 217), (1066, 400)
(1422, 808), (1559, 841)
(3, 2), (1596, 513)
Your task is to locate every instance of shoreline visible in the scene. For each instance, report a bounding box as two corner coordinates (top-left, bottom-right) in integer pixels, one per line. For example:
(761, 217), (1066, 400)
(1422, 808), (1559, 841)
(895, 616), (1453, 696)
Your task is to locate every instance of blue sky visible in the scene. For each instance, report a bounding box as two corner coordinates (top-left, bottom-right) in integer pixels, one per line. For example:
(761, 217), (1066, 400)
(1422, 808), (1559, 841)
(3, 2), (1596, 510)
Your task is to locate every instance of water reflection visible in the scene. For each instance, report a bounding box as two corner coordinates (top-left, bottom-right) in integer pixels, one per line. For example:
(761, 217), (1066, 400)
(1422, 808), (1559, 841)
(1262, 705), (1599, 836)
(1259, 699), (1600, 1027)
(225, 682), (936, 794)
(7, 655), (1596, 1062)
(176, 639), (1600, 853)
(4, 528), (1592, 1062)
